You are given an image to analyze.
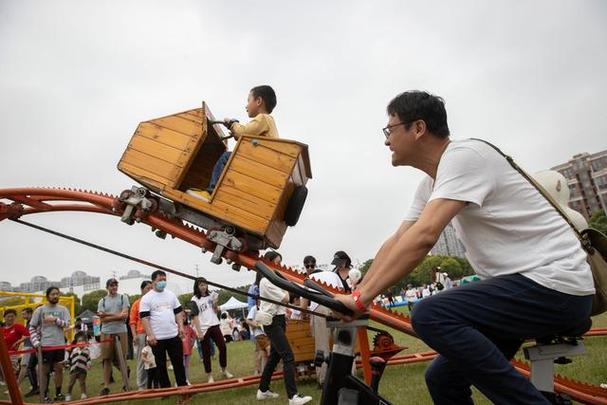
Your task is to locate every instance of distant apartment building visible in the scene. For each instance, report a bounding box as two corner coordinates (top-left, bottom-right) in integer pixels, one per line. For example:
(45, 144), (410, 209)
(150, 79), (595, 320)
(119, 270), (150, 280)
(431, 223), (466, 258)
(9, 271), (100, 293)
(551, 149), (607, 220)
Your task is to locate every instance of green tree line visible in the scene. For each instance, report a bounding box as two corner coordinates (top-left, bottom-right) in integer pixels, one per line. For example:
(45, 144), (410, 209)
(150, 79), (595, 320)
(359, 255), (475, 295)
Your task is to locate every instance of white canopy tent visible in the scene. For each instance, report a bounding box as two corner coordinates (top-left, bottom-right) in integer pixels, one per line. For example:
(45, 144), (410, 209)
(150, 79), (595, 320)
(220, 296), (249, 318)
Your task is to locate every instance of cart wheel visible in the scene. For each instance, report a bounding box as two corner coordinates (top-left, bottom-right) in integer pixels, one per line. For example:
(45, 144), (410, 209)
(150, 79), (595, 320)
(285, 186), (308, 226)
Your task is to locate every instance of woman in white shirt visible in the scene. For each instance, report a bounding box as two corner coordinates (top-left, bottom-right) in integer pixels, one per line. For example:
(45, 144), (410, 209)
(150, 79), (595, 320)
(190, 278), (233, 383)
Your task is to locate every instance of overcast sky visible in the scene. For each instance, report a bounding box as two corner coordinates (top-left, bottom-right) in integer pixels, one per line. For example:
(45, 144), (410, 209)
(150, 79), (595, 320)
(1, 1), (606, 292)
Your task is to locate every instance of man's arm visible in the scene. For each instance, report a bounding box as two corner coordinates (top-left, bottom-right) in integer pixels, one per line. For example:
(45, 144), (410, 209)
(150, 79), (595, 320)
(139, 297), (156, 345)
(100, 296), (130, 322)
(357, 220), (416, 291)
(339, 198), (466, 311)
(141, 317), (156, 345)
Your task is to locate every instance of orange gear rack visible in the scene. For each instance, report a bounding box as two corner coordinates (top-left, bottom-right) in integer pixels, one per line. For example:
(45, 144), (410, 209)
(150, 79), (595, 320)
(1, 186), (607, 405)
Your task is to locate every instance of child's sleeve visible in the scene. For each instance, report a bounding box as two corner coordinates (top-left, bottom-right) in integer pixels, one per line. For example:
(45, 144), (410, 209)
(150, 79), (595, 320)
(230, 115), (268, 137)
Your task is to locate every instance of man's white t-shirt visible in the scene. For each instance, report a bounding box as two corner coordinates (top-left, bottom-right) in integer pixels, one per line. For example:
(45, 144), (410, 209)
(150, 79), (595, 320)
(190, 295), (220, 328)
(139, 289), (181, 340)
(259, 278), (287, 316)
(404, 139), (594, 296)
(308, 271), (343, 311)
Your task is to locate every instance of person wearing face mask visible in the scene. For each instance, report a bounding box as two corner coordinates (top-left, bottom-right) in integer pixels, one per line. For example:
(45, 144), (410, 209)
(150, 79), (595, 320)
(139, 270), (187, 389)
(29, 286), (70, 403)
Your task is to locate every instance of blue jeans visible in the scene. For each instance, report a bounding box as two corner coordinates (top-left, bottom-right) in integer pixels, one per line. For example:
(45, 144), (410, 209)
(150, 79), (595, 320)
(411, 273), (592, 405)
(207, 151), (232, 192)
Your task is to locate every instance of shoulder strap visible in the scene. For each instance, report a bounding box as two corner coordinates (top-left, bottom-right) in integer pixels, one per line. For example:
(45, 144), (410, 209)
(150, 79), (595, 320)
(469, 138), (592, 253)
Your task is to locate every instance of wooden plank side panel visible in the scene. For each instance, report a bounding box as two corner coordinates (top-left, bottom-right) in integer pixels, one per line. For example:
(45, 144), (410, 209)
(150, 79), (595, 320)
(150, 115), (203, 137)
(179, 109), (204, 124)
(229, 156), (288, 189)
(118, 162), (169, 193)
(135, 122), (195, 150)
(128, 136), (187, 167)
(237, 141), (296, 174)
(120, 149), (181, 182)
(214, 186), (276, 220)
(221, 171), (282, 205)
(265, 219), (287, 249)
(206, 199), (268, 233)
(254, 139), (302, 159)
(162, 189), (268, 235)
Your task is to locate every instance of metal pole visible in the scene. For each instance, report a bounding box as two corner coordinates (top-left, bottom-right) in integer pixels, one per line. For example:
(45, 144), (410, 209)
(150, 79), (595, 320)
(37, 346), (45, 403)
(114, 335), (130, 391)
(0, 330), (24, 405)
(357, 326), (372, 385)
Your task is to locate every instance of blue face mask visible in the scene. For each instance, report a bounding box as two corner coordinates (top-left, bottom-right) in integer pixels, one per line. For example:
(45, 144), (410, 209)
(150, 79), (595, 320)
(155, 280), (167, 291)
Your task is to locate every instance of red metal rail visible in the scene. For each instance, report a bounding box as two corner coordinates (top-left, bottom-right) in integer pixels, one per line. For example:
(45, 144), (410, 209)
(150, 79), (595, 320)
(1, 187), (606, 404)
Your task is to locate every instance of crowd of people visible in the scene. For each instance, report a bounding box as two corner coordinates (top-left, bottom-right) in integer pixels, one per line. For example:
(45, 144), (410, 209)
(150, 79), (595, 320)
(1, 248), (353, 405)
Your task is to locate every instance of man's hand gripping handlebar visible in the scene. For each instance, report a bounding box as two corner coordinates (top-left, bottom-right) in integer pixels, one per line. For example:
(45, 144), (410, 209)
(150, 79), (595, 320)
(255, 261), (366, 320)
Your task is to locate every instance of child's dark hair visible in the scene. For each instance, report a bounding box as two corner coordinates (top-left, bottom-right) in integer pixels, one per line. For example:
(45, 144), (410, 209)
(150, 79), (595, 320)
(3, 309), (16, 317)
(251, 85), (277, 113)
(72, 331), (88, 344)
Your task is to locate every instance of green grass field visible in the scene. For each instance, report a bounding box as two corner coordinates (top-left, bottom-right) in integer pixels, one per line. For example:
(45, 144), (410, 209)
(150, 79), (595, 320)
(3, 309), (606, 405)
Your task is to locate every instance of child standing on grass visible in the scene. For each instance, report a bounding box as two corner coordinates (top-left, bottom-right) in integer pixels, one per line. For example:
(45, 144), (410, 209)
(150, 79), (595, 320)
(141, 344), (159, 389)
(181, 318), (196, 385)
(64, 332), (91, 401)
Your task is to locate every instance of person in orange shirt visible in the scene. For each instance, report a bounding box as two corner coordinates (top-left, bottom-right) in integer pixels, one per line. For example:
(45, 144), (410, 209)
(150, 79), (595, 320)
(187, 85), (279, 201)
(130, 280), (153, 390)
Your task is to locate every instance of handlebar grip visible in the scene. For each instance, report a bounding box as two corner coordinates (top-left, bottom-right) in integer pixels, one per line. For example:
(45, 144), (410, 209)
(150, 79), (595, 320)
(254, 261), (353, 316)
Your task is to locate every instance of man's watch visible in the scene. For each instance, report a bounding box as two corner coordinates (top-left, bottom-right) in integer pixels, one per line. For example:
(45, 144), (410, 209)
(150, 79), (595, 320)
(351, 290), (369, 312)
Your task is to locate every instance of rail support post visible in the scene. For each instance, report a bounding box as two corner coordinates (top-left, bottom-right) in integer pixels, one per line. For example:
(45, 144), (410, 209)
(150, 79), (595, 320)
(0, 329), (24, 405)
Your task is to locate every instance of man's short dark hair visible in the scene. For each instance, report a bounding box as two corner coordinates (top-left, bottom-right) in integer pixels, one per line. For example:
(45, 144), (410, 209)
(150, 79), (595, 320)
(303, 255), (316, 266)
(3, 309), (16, 317)
(251, 85), (277, 113)
(45, 286), (60, 298)
(22, 307), (33, 315)
(140, 280), (152, 290)
(151, 270), (166, 281)
(387, 91), (450, 138)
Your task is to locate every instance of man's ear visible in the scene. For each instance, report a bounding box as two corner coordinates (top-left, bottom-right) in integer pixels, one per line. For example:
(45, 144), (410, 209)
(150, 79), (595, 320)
(414, 120), (427, 140)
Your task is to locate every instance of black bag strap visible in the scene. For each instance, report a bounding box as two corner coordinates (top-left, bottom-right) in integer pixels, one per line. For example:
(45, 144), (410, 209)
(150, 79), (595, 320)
(470, 138), (593, 253)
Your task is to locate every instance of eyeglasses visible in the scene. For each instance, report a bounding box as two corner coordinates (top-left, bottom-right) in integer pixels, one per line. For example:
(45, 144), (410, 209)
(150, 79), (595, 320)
(382, 122), (409, 139)
(304, 264), (316, 269)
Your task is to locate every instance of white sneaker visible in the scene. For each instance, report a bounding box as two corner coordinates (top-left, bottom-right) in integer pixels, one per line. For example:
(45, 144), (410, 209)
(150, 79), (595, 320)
(64, 394), (72, 401)
(288, 394), (312, 405)
(80, 394), (87, 399)
(207, 375), (214, 383)
(256, 389), (280, 400)
(222, 369), (234, 379)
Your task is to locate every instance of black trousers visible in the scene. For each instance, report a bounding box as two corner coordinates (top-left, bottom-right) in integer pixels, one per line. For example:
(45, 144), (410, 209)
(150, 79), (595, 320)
(199, 324), (227, 373)
(259, 315), (297, 399)
(150, 336), (187, 388)
(27, 352), (39, 390)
